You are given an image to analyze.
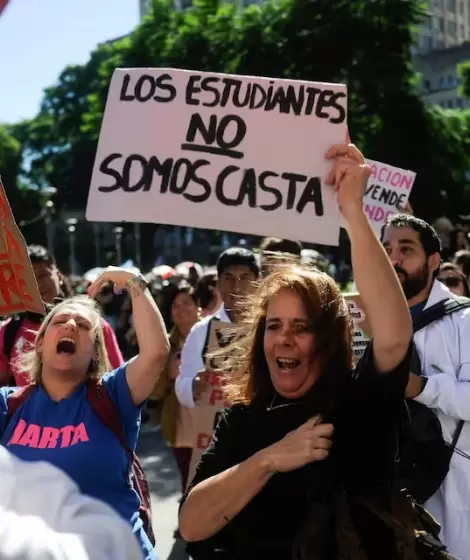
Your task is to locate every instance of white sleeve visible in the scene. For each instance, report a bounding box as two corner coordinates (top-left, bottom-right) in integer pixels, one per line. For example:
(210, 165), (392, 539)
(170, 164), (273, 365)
(414, 314), (470, 421)
(414, 368), (470, 421)
(0, 456), (142, 560)
(0, 504), (142, 560)
(175, 323), (206, 408)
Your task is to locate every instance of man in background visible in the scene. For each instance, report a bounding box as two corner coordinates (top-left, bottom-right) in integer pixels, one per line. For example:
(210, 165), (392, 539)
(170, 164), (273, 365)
(0, 245), (123, 387)
(258, 237), (302, 277)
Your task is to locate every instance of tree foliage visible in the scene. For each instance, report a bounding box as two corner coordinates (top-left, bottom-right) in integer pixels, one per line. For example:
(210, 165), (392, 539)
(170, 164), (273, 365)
(0, 125), (21, 195)
(12, 0), (470, 236)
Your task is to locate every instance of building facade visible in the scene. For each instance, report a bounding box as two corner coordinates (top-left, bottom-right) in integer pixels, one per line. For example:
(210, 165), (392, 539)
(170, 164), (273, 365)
(413, 1), (470, 108)
(414, 42), (470, 108)
(415, 0), (470, 54)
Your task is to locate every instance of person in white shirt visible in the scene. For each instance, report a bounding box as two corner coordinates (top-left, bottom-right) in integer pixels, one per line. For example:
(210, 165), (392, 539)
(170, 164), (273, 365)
(175, 247), (260, 409)
(0, 446), (142, 560)
(382, 213), (470, 560)
(175, 248), (259, 487)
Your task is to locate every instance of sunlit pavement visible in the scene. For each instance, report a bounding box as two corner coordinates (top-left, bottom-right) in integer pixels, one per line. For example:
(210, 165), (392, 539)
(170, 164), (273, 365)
(137, 423), (189, 560)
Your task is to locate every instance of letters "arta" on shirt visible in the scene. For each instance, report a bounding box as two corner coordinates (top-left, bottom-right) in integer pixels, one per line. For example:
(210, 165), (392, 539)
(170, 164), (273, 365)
(7, 420), (89, 449)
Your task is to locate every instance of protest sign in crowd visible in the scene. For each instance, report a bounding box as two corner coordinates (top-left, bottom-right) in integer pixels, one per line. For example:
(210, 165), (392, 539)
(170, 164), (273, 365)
(0, 67), (469, 560)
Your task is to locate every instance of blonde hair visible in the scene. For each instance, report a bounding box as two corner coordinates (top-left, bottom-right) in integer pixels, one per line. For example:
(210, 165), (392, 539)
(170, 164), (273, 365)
(20, 296), (112, 385)
(213, 262), (353, 406)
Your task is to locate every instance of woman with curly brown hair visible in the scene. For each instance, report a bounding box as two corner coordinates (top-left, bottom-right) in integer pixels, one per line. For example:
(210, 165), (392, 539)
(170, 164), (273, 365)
(178, 144), (453, 559)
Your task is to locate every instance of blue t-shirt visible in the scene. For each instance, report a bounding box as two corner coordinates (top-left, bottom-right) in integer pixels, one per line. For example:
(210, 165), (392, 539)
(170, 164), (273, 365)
(0, 364), (156, 560)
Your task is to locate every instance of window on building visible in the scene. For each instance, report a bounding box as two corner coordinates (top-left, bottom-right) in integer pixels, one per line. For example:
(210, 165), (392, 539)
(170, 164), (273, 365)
(448, 99), (454, 107)
(439, 17), (445, 32)
(424, 79), (432, 91)
(457, 97), (464, 108)
(422, 15), (432, 28)
(460, 0), (465, 13)
(436, 39), (445, 49)
(439, 76), (446, 89)
(448, 0), (456, 11)
(448, 20), (457, 35)
(420, 35), (432, 52)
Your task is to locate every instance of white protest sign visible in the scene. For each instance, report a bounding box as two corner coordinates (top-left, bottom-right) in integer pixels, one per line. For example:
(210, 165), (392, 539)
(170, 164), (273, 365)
(187, 320), (237, 487)
(340, 160), (415, 234)
(344, 293), (371, 364)
(86, 68), (347, 246)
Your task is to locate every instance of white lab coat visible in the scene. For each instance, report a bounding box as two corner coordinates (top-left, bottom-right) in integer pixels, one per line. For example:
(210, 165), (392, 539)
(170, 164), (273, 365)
(0, 447), (142, 560)
(414, 279), (470, 560)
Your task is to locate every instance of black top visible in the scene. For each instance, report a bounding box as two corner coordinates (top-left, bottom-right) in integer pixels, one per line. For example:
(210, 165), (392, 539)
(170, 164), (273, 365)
(182, 343), (411, 560)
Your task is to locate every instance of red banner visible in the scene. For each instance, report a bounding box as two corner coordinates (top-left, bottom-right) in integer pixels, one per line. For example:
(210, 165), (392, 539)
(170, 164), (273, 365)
(0, 0), (11, 15)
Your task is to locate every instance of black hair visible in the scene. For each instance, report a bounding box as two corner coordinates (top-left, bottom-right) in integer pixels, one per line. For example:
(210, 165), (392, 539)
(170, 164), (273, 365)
(259, 237), (303, 256)
(194, 271), (217, 309)
(381, 214), (442, 257)
(27, 244), (74, 299)
(160, 282), (196, 330)
(27, 244), (56, 266)
(216, 247), (259, 278)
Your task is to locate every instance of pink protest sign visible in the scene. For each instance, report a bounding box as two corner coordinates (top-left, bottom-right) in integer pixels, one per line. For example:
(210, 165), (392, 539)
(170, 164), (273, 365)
(363, 160), (415, 233)
(86, 68), (348, 246)
(340, 159), (415, 234)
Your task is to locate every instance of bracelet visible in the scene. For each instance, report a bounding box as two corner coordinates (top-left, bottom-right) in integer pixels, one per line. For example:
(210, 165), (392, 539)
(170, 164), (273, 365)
(126, 274), (149, 295)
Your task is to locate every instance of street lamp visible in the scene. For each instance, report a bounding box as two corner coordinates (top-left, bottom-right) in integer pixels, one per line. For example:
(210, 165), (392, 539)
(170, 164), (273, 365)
(92, 223), (101, 267)
(114, 226), (124, 264)
(42, 187), (57, 255)
(134, 223), (141, 268)
(66, 218), (78, 275)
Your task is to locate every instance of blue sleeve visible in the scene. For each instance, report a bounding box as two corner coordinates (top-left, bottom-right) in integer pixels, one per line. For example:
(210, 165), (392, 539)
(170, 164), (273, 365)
(101, 364), (142, 451)
(0, 387), (19, 438)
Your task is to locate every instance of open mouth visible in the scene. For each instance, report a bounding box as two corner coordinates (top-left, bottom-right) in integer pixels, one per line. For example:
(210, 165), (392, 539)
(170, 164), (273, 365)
(276, 358), (301, 371)
(56, 337), (77, 355)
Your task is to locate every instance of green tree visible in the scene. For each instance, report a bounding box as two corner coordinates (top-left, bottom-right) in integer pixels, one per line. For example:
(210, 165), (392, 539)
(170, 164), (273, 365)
(13, 47), (113, 211)
(16, 0), (470, 242)
(84, 0), (469, 221)
(0, 125), (21, 196)
(0, 125), (43, 238)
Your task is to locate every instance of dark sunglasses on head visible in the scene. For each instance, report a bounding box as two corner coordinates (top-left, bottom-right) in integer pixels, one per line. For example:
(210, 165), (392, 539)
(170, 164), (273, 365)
(439, 276), (463, 288)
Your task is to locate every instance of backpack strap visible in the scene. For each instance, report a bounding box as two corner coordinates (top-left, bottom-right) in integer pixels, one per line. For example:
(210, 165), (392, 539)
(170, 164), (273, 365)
(86, 380), (130, 453)
(6, 384), (37, 429)
(413, 296), (470, 333)
(410, 296), (470, 376)
(201, 316), (217, 366)
(86, 379), (155, 545)
(7, 385), (36, 415)
(411, 296), (470, 453)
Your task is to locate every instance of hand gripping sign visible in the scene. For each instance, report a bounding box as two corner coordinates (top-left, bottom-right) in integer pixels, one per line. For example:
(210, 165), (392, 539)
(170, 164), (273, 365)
(0, 180), (45, 316)
(86, 68), (348, 246)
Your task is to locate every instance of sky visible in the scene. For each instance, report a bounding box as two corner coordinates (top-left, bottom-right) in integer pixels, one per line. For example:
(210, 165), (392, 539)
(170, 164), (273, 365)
(0, 0), (140, 124)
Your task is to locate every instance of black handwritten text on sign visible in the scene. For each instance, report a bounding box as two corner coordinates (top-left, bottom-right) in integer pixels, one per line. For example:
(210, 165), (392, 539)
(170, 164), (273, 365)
(86, 68), (348, 246)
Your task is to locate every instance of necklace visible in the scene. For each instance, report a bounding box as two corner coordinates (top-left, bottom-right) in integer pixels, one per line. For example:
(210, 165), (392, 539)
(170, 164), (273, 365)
(265, 395), (299, 412)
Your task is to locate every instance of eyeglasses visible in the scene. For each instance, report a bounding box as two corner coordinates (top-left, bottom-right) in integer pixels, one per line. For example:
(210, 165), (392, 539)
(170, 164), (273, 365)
(439, 276), (463, 288)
